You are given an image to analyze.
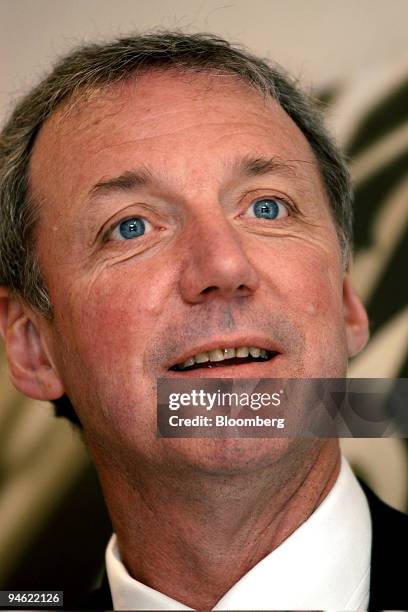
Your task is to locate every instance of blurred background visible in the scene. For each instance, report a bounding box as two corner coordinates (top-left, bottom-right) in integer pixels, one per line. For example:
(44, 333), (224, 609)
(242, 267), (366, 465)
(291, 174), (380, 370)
(0, 0), (407, 605)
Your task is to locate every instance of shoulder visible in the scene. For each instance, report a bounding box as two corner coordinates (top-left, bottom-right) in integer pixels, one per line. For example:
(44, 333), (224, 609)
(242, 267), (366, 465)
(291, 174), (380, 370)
(362, 479), (408, 542)
(360, 481), (408, 610)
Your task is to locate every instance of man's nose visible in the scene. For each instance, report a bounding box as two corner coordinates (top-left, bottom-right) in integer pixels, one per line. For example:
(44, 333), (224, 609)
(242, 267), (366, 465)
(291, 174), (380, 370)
(178, 212), (260, 304)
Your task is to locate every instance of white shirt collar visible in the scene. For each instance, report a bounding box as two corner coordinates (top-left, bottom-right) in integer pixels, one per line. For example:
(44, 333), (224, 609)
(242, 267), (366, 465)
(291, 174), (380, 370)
(106, 456), (371, 610)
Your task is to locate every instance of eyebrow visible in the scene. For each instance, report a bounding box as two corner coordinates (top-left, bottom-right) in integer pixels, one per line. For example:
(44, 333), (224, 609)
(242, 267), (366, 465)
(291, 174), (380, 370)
(231, 155), (299, 179)
(88, 167), (153, 202)
(86, 155), (300, 204)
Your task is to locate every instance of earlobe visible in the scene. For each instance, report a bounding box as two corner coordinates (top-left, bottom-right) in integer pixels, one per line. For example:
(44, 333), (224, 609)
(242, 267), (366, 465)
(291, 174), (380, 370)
(343, 274), (370, 358)
(0, 287), (65, 401)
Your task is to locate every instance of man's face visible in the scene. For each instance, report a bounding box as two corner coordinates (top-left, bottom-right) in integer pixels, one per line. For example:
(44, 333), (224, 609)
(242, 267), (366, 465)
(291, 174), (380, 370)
(28, 71), (366, 473)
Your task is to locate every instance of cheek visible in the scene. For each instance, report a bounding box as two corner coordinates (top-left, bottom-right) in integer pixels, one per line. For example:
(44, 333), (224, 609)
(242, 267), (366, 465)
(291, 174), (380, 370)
(299, 261), (349, 374)
(257, 240), (348, 375)
(53, 256), (175, 368)
(299, 268), (342, 320)
(263, 243), (344, 319)
(50, 271), (164, 439)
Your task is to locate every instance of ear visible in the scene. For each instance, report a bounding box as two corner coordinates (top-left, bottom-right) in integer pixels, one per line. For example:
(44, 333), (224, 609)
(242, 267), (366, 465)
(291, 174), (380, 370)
(0, 287), (64, 400)
(342, 274), (369, 358)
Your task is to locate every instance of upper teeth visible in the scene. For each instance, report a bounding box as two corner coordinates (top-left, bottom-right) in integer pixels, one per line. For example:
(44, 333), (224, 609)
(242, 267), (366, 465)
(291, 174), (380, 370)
(176, 346), (270, 370)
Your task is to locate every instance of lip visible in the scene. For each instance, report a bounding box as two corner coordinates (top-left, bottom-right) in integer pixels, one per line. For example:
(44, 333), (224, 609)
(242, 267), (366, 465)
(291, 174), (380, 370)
(165, 352), (282, 378)
(165, 335), (283, 371)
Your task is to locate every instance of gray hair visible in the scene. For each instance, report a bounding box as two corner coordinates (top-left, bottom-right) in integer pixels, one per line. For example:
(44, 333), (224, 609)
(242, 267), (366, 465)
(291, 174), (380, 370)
(0, 31), (352, 320)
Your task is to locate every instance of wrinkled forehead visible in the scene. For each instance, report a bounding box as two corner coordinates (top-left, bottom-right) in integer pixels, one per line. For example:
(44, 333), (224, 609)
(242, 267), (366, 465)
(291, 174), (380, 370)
(28, 69), (322, 206)
(32, 69), (269, 146)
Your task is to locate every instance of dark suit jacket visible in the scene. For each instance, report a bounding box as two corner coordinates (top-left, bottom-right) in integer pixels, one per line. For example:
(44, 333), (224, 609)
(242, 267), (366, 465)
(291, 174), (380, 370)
(85, 483), (408, 610)
(361, 481), (408, 610)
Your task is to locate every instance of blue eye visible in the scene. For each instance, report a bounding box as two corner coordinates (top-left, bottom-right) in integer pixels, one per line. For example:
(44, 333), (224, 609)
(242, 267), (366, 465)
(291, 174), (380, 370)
(111, 217), (151, 240)
(248, 198), (289, 220)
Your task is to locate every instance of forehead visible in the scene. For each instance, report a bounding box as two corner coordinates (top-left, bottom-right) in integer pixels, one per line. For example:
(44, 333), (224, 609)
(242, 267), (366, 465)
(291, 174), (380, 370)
(29, 70), (322, 206)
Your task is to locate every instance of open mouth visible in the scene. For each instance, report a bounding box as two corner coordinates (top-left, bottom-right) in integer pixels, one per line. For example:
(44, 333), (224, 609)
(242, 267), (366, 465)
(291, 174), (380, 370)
(170, 346), (278, 372)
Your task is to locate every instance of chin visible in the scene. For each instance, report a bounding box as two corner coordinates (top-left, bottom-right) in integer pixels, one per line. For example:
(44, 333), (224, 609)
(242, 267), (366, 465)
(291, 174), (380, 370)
(161, 437), (303, 476)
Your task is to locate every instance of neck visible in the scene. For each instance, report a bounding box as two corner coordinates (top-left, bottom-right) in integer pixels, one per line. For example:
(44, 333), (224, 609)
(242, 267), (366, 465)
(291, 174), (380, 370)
(97, 439), (340, 610)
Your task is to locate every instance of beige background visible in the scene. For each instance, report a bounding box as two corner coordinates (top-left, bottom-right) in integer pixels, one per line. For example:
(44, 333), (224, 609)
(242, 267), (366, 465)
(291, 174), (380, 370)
(1, 0), (408, 120)
(0, 0), (407, 589)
